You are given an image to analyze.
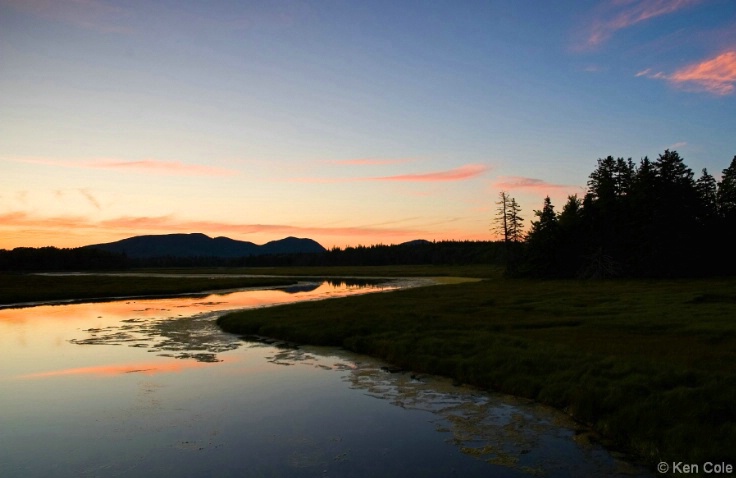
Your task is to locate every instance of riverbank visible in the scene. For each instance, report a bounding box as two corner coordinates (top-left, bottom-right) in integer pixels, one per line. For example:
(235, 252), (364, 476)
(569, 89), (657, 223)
(0, 265), (495, 307)
(217, 276), (736, 471)
(0, 273), (297, 306)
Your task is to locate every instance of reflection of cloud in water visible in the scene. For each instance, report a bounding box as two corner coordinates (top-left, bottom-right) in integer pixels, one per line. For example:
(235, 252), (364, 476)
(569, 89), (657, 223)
(65, 280), (404, 363)
(70, 311), (242, 363)
(247, 344), (648, 477)
(18, 359), (212, 379)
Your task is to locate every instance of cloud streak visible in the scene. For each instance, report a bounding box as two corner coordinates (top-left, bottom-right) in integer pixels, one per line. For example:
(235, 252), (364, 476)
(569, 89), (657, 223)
(581, 0), (701, 49)
(637, 50), (736, 95)
(0, 212), (427, 240)
(492, 176), (576, 193)
(293, 164), (488, 183)
(12, 157), (238, 176)
(371, 164), (488, 182)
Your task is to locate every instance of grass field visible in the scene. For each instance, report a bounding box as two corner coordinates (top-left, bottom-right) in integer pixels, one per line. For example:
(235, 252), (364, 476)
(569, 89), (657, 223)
(0, 273), (297, 305)
(0, 264), (496, 306)
(218, 275), (736, 469)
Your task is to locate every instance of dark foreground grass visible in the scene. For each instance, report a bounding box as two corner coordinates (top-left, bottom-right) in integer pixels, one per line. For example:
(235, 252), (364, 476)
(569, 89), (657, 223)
(218, 277), (736, 469)
(0, 273), (297, 305)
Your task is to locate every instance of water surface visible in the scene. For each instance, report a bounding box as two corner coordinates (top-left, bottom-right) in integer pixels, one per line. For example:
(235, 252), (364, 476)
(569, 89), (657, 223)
(0, 279), (651, 477)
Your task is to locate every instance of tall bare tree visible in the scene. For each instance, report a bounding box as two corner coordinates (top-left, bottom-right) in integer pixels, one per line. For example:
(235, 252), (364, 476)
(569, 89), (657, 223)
(494, 191), (511, 243)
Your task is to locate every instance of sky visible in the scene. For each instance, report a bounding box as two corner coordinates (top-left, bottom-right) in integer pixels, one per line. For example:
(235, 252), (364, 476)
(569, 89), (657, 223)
(1, 0), (735, 249)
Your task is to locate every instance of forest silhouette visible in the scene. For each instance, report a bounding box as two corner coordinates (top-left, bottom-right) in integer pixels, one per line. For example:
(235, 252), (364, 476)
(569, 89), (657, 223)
(2, 150), (734, 278)
(517, 150), (736, 278)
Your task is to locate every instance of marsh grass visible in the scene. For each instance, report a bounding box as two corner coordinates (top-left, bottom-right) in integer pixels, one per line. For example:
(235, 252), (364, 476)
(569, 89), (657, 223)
(0, 273), (297, 305)
(218, 276), (736, 468)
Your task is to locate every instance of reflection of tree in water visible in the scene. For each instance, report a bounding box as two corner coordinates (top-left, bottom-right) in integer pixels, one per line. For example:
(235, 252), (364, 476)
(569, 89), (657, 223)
(279, 282), (321, 294)
(323, 278), (389, 288)
(70, 311), (241, 363)
(280, 279), (390, 294)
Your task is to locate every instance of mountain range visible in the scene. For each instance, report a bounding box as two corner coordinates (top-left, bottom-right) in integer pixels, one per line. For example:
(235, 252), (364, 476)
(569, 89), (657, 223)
(84, 233), (326, 259)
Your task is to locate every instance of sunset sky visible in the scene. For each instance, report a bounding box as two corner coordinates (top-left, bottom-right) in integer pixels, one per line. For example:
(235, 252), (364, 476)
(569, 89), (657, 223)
(2, 0), (735, 249)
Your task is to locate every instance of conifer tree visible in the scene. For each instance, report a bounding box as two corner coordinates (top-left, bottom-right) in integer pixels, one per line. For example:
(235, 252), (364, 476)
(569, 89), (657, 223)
(696, 168), (718, 223)
(717, 155), (736, 220)
(506, 197), (524, 243)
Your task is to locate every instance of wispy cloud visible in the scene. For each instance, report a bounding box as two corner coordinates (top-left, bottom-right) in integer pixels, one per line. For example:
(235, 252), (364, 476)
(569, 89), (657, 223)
(11, 157), (238, 177)
(580, 0), (701, 49)
(492, 176), (576, 193)
(637, 50), (736, 95)
(78, 189), (101, 210)
(371, 164), (488, 182)
(290, 164), (488, 184)
(101, 216), (425, 238)
(0, 211), (91, 229)
(0, 212), (427, 239)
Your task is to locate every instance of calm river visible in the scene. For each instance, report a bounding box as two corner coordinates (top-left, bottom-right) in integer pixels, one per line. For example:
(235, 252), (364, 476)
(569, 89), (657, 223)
(0, 279), (651, 477)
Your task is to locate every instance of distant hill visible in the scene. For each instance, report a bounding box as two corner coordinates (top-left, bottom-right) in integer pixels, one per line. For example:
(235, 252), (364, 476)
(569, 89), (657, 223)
(83, 233), (326, 259)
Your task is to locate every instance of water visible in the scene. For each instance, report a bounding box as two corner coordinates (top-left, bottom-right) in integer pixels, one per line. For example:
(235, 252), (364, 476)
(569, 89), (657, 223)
(0, 279), (651, 477)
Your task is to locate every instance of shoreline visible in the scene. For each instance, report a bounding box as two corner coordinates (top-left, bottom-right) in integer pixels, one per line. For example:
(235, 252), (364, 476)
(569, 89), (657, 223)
(216, 276), (736, 472)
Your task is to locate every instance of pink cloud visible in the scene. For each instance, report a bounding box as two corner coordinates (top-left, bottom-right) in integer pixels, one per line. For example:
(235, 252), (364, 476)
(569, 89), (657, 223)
(492, 176), (575, 193)
(12, 157), (238, 176)
(290, 164), (488, 183)
(581, 0), (701, 49)
(670, 50), (736, 94)
(637, 50), (736, 95)
(371, 164), (488, 182)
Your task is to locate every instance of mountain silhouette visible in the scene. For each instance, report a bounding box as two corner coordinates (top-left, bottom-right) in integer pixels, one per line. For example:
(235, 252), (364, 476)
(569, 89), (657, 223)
(84, 233), (326, 259)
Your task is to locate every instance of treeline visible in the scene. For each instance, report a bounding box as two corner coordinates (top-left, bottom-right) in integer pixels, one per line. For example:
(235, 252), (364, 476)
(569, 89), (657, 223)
(520, 150), (736, 278)
(126, 240), (506, 268)
(0, 246), (130, 272)
(1, 240), (506, 272)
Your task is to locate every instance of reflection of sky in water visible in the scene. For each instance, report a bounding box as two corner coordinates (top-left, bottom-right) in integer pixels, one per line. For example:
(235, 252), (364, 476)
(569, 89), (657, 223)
(0, 281), (652, 477)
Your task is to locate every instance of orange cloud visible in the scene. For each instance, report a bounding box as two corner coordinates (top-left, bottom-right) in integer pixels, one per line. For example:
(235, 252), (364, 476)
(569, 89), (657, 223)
(493, 176), (575, 193)
(371, 164), (487, 182)
(581, 0), (700, 49)
(637, 50), (736, 95)
(0, 212), (427, 246)
(12, 157), (238, 176)
(0, 211), (91, 229)
(99, 216), (425, 238)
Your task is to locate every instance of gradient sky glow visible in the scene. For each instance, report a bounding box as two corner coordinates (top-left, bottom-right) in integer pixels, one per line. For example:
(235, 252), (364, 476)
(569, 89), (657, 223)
(2, 0), (735, 249)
